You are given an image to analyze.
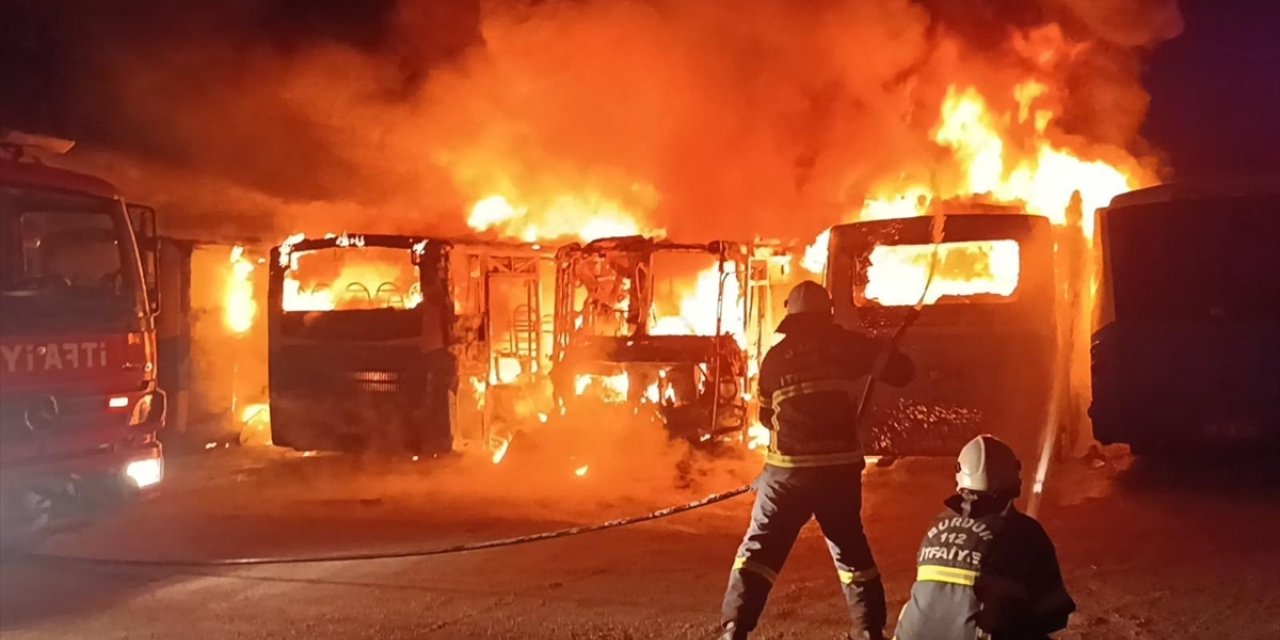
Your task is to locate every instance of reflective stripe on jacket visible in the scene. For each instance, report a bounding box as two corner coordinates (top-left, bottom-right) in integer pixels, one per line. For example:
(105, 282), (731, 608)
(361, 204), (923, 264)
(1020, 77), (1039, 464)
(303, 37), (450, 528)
(894, 494), (1076, 640)
(758, 314), (912, 468)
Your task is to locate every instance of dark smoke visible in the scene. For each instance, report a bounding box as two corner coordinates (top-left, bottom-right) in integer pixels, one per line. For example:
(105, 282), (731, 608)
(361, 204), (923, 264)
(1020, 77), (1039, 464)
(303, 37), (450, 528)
(5, 0), (1181, 242)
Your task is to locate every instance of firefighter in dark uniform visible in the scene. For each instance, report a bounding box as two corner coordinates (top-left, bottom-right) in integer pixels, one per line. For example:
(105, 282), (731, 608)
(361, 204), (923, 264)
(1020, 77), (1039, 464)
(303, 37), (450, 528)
(719, 281), (913, 640)
(894, 435), (1076, 640)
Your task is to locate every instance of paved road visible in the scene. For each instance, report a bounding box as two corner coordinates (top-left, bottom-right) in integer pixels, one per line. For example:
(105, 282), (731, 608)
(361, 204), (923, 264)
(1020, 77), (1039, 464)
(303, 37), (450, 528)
(1, 447), (1277, 639)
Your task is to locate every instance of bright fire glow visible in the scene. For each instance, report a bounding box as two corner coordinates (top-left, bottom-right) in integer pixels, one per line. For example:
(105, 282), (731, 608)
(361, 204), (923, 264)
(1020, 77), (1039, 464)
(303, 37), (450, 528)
(650, 263), (745, 344)
(802, 81), (1148, 274)
(283, 244), (423, 312)
(239, 402), (272, 446)
(746, 422), (770, 450)
(643, 372), (678, 405)
(574, 464), (589, 477)
(863, 240), (1021, 306)
(802, 229), (831, 274)
(241, 402), (270, 424)
(125, 458), (163, 489)
(574, 372), (630, 403)
(225, 246), (257, 334)
(491, 437), (511, 464)
(468, 194), (651, 243)
(936, 85), (1134, 238)
(491, 356), (524, 385)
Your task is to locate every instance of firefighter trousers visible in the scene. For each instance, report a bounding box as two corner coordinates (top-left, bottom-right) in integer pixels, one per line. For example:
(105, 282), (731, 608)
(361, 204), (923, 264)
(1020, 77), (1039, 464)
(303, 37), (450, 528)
(721, 463), (886, 637)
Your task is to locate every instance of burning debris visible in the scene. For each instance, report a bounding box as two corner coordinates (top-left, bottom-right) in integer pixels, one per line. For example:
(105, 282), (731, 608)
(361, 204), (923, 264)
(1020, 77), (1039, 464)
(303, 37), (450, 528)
(551, 237), (757, 443)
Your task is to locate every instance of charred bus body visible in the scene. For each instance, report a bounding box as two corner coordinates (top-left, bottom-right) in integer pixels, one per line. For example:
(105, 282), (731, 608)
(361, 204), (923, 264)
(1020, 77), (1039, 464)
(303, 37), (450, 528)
(267, 234), (456, 454)
(826, 213), (1057, 461)
(1090, 185), (1280, 453)
(450, 243), (556, 443)
(551, 237), (750, 442)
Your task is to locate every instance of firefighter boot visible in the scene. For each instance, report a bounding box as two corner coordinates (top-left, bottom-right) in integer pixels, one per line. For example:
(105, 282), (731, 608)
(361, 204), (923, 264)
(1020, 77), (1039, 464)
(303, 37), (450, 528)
(847, 632), (885, 640)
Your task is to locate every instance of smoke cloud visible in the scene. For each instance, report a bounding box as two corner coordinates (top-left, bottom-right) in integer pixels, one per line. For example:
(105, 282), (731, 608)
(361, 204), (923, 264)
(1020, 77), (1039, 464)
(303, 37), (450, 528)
(46, 0), (1181, 242)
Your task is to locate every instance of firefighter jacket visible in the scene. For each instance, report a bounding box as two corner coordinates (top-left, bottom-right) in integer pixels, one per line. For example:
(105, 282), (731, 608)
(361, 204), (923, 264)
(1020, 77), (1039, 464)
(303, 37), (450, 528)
(894, 494), (1076, 640)
(757, 314), (913, 468)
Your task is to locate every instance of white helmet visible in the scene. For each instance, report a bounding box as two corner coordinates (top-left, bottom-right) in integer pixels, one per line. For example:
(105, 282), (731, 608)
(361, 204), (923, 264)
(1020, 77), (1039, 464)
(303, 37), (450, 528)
(956, 435), (1022, 496)
(784, 281), (833, 317)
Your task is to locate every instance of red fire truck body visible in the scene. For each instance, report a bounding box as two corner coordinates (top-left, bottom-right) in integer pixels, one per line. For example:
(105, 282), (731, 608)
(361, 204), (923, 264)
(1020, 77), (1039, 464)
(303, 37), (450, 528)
(1, 140), (165, 546)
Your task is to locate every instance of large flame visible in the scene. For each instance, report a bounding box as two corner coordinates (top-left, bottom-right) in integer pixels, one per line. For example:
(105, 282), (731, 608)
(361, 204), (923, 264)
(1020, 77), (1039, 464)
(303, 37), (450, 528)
(225, 246), (257, 334)
(803, 80), (1150, 275)
(650, 262), (745, 344)
(933, 84), (1136, 237)
(864, 240), (1021, 306)
(282, 243), (424, 312)
(467, 193), (652, 242)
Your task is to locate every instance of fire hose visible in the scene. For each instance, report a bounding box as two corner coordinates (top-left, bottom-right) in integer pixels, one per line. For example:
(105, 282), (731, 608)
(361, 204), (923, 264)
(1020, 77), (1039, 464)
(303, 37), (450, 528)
(33, 222), (942, 570)
(854, 214), (944, 424)
(33, 484), (753, 568)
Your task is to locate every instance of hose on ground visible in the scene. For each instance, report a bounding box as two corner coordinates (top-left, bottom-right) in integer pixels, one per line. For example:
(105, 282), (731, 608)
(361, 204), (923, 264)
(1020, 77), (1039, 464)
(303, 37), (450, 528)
(32, 484), (752, 568)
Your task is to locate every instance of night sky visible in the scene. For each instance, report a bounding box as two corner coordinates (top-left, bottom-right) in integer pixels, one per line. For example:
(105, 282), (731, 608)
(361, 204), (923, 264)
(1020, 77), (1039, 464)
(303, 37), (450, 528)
(1, 0), (1277, 182)
(1140, 0), (1280, 179)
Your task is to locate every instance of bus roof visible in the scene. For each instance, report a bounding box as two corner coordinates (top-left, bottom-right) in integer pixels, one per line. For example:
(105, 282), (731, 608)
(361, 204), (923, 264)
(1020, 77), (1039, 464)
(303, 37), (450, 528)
(0, 157), (122, 200)
(1107, 180), (1280, 210)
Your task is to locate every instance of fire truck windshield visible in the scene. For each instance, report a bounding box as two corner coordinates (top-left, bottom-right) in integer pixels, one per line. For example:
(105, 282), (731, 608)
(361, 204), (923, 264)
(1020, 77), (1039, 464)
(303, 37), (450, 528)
(0, 186), (143, 329)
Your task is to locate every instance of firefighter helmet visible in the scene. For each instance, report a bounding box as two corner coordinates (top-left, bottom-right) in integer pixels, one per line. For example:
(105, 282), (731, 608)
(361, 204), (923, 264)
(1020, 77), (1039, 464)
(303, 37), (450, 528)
(956, 435), (1022, 496)
(784, 281), (832, 316)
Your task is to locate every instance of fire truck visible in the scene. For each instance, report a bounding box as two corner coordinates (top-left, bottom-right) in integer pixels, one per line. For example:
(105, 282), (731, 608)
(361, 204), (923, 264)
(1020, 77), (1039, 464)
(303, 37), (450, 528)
(0, 133), (165, 548)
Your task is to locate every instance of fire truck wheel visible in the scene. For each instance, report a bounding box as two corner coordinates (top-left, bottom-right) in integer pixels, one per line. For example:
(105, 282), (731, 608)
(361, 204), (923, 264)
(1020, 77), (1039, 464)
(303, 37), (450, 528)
(0, 490), (53, 557)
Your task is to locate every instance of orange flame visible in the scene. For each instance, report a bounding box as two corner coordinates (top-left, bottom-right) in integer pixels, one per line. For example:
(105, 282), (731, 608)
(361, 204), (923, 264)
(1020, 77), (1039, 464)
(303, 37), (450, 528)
(643, 371), (678, 405)
(574, 372), (630, 403)
(746, 422), (770, 450)
(238, 402), (272, 446)
(225, 246), (257, 334)
(803, 80), (1150, 274)
(467, 193), (654, 242)
(282, 242), (424, 312)
(491, 437), (511, 464)
(864, 240), (1021, 306)
(650, 263), (745, 344)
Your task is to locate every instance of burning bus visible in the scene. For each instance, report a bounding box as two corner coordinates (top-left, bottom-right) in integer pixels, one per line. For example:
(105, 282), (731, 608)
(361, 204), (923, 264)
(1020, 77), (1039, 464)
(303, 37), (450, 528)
(266, 233), (556, 454)
(1090, 184), (1280, 454)
(267, 234), (457, 454)
(550, 236), (754, 442)
(825, 211), (1057, 462)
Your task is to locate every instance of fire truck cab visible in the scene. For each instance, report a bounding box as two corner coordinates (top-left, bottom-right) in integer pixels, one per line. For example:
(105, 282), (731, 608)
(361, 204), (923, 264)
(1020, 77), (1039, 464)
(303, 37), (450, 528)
(825, 212), (1058, 464)
(0, 134), (165, 548)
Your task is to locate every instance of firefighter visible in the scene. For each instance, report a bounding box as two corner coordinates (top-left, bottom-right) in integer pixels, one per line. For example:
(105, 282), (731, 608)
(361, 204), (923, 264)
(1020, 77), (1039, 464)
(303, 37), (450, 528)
(719, 281), (913, 640)
(893, 435), (1076, 640)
